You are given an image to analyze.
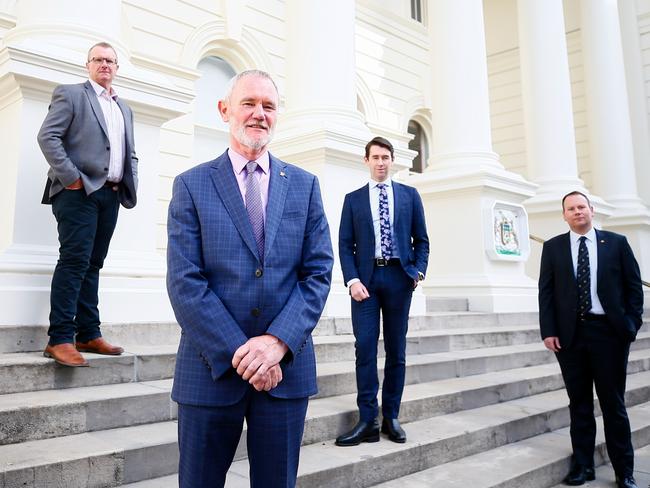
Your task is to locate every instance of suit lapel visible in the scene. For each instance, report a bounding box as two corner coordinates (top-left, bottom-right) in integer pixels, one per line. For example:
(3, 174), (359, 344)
(115, 98), (133, 151)
(358, 184), (374, 239)
(83, 81), (109, 139)
(559, 232), (575, 280)
(595, 229), (607, 286)
(264, 155), (289, 257)
(209, 152), (260, 261)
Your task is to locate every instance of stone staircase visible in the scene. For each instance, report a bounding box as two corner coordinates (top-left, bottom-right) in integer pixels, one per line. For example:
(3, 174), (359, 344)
(1, 299), (649, 488)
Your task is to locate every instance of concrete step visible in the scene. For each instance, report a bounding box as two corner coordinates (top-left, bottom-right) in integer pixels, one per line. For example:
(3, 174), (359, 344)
(313, 325), (541, 363)
(122, 403), (650, 488)
(0, 421), (178, 487)
(373, 403), (650, 488)
(0, 346), (177, 394)
(550, 443), (650, 488)
(0, 323), (181, 354)
(0, 325), (549, 396)
(6, 369), (650, 488)
(225, 375), (650, 488)
(0, 380), (174, 445)
(315, 342), (552, 399)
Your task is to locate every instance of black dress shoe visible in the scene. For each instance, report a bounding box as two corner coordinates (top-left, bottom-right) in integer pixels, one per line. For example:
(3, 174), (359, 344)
(335, 420), (380, 446)
(563, 464), (595, 485)
(381, 418), (406, 443)
(616, 475), (638, 488)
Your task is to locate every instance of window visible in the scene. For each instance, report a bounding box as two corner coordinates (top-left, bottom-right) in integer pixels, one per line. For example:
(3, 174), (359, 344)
(408, 120), (429, 173)
(410, 0), (423, 23)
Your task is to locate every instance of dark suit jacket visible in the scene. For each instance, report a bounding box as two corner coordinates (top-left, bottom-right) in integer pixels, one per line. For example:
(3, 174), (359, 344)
(37, 80), (138, 208)
(339, 181), (429, 287)
(167, 151), (333, 406)
(539, 229), (644, 346)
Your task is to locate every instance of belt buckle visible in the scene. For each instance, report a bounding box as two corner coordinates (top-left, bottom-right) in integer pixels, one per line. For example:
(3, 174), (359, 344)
(376, 258), (387, 267)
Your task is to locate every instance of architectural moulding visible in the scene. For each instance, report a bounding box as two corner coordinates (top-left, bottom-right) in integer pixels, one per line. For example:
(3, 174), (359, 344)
(181, 20), (273, 74)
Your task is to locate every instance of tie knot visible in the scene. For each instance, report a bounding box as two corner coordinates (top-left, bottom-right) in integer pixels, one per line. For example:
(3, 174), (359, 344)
(377, 183), (386, 190)
(579, 236), (587, 244)
(246, 161), (258, 175)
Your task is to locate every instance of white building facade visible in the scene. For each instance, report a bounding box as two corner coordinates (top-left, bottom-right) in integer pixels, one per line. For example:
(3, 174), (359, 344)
(0, 0), (649, 326)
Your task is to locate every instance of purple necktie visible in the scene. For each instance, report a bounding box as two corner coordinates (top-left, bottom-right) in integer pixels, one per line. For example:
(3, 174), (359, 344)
(246, 161), (264, 262)
(377, 183), (393, 258)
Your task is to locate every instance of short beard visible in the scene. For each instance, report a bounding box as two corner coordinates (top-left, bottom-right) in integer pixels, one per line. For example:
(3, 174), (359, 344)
(234, 124), (274, 151)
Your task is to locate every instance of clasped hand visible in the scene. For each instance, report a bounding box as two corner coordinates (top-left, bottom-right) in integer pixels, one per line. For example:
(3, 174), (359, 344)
(232, 334), (289, 392)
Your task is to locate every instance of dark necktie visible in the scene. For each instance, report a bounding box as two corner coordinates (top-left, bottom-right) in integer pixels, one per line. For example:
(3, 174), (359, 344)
(246, 161), (264, 262)
(377, 183), (393, 258)
(577, 236), (592, 315)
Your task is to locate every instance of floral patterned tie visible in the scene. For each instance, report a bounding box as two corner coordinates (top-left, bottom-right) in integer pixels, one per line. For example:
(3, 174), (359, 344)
(377, 183), (393, 258)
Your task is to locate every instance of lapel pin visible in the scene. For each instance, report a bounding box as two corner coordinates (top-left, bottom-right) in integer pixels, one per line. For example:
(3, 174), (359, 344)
(280, 171), (286, 178)
(600, 240), (605, 243)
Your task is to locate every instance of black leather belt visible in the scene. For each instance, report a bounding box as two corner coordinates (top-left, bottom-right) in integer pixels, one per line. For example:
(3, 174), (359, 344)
(104, 181), (120, 188)
(374, 258), (400, 267)
(580, 312), (605, 322)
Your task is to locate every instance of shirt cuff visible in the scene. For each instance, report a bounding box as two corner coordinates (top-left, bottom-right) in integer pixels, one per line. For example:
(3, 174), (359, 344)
(347, 278), (361, 288)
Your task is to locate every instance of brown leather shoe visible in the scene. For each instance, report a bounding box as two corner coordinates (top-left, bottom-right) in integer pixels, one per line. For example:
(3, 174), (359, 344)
(75, 337), (124, 355)
(43, 343), (89, 367)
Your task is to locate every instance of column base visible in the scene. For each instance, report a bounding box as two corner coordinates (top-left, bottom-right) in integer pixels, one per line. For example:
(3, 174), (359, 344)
(423, 275), (538, 313)
(409, 161), (538, 313)
(0, 244), (173, 326)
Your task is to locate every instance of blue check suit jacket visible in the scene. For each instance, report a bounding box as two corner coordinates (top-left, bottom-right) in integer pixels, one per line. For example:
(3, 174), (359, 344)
(167, 150), (333, 406)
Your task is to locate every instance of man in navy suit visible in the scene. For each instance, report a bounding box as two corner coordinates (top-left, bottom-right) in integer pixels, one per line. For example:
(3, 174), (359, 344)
(166, 70), (333, 487)
(336, 137), (429, 446)
(539, 191), (644, 488)
(37, 42), (138, 367)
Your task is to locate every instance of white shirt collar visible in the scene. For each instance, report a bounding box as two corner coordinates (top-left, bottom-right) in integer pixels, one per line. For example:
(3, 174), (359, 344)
(88, 78), (117, 99)
(369, 178), (392, 189)
(569, 227), (597, 245)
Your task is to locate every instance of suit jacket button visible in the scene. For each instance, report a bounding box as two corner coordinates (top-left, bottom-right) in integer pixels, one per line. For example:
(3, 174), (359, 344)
(255, 268), (263, 278)
(106, 146), (110, 150)
(251, 308), (260, 317)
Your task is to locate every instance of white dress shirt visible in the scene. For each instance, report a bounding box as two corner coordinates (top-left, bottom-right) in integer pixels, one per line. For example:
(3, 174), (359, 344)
(89, 79), (125, 183)
(569, 228), (605, 315)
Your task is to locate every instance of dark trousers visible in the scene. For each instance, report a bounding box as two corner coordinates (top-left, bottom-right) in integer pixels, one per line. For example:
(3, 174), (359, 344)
(556, 315), (633, 477)
(48, 187), (119, 345)
(177, 391), (308, 488)
(351, 263), (413, 422)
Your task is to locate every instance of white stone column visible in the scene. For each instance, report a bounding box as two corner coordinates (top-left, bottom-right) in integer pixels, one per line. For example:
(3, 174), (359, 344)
(407, 0), (536, 312)
(579, 0), (650, 284)
(0, 2), (192, 325)
(618, 0), (650, 208)
(516, 0), (603, 280)
(410, 0), (537, 312)
(274, 0), (423, 317)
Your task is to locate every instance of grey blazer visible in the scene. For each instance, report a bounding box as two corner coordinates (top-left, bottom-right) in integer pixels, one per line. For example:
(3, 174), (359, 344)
(37, 80), (138, 209)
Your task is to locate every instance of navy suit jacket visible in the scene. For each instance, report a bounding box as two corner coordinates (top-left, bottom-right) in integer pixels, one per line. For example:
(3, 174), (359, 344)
(38, 81), (138, 209)
(167, 150), (333, 406)
(539, 229), (644, 347)
(339, 181), (429, 287)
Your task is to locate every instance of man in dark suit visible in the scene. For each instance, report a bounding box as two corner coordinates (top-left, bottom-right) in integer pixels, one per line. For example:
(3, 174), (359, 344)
(336, 137), (429, 446)
(37, 42), (138, 367)
(539, 191), (644, 488)
(166, 70), (333, 487)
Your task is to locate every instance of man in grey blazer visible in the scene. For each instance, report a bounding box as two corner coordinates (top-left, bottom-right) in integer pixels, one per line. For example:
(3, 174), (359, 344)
(37, 42), (138, 367)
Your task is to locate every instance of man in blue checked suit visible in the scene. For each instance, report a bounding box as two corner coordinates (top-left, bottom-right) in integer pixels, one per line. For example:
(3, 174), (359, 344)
(166, 70), (333, 487)
(336, 137), (429, 447)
